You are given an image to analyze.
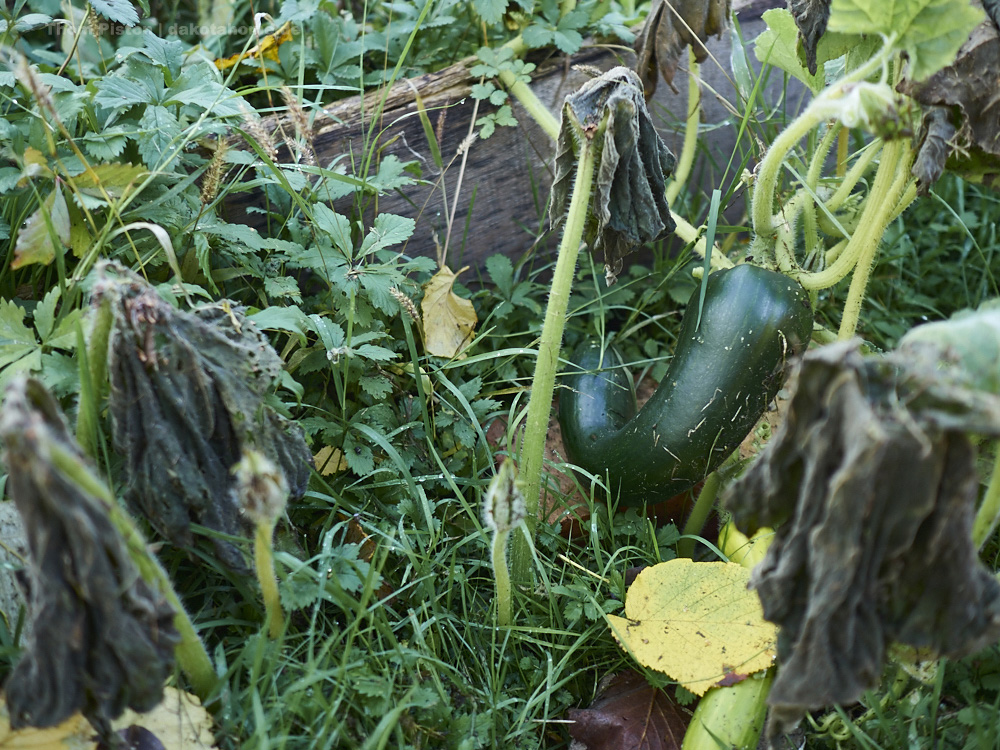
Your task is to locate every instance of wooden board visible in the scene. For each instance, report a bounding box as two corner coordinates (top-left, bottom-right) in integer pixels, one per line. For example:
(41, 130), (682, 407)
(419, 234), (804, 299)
(222, 0), (787, 275)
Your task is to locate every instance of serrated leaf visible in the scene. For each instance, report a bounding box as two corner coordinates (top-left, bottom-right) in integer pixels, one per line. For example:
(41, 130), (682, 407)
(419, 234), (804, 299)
(90, 0), (139, 25)
(0, 299), (38, 370)
(93, 75), (150, 110)
(485, 253), (514, 297)
(421, 266), (477, 359)
(606, 559), (777, 696)
(473, 0), (508, 25)
(354, 344), (397, 362)
(358, 214), (415, 256)
(754, 9), (862, 93)
(137, 106), (181, 168)
(366, 155), (416, 193)
(311, 203), (352, 254)
(33, 287), (60, 341)
(13, 186), (70, 269)
(343, 435), (375, 475)
(68, 163), (147, 198)
(263, 276), (302, 302)
(470, 82), (496, 99)
(828, 0), (984, 82)
(359, 374), (393, 399)
(83, 126), (129, 161)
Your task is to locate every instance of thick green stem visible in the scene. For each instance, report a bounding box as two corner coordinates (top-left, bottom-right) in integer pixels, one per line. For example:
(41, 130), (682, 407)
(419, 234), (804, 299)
(677, 470), (722, 559)
(512, 136), (597, 584)
(974, 448), (1000, 549)
(500, 69), (559, 141)
(672, 211), (734, 270)
(255, 521), (284, 638)
(47, 443), (217, 700)
(838, 139), (912, 339)
(666, 51), (700, 206)
(492, 529), (513, 625)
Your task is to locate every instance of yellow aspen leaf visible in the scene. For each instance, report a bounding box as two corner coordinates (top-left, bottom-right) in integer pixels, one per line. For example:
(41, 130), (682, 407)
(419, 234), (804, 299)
(112, 687), (216, 749)
(0, 697), (92, 748)
(421, 265), (477, 359)
(606, 558), (777, 696)
(314, 445), (348, 475)
(214, 22), (293, 71)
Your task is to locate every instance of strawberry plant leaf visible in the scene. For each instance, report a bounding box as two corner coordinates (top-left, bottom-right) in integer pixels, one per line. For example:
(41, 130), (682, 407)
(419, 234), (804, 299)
(90, 0), (139, 26)
(472, 0), (508, 26)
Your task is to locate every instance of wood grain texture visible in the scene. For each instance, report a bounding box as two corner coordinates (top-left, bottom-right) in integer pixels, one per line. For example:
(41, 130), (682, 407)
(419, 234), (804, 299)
(222, 0), (786, 274)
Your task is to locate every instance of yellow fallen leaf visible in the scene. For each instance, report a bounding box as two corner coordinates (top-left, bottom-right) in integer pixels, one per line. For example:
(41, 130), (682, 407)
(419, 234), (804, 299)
(112, 687), (216, 749)
(606, 559), (777, 696)
(314, 445), (347, 475)
(0, 699), (92, 748)
(421, 265), (477, 359)
(214, 22), (293, 70)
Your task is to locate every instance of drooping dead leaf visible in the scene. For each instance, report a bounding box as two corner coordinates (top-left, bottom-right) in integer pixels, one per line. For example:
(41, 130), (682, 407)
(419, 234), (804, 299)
(568, 671), (688, 750)
(606, 559), (777, 696)
(898, 8), (1000, 190)
(420, 265), (477, 358)
(725, 340), (1000, 736)
(0, 379), (178, 732)
(550, 68), (676, 284)
(634, 0), (730, 96)
(788, 0), (831, 75)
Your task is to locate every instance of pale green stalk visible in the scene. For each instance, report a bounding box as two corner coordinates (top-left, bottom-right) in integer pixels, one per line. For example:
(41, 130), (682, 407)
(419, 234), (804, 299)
(677, 470), (722, 559)
(492, 528), (513, 625)
(973, 449), (1000, 550)
(666, 51), (701, 206)
(511, 133), (597, 585)
(255, 521), (284, 638)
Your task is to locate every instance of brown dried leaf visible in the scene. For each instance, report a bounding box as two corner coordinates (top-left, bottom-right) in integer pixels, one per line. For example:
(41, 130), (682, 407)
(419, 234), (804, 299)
(568, 671), (688, 750)
(725, 341), (1000, 736)
(634, 0), (730, 96)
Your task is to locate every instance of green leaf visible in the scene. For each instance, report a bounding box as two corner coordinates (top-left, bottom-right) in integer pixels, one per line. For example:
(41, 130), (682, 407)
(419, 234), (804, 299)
(69, 163), (148, 198)
(0, 299), (38, 370)
(470, 82), (496, 100)
(755, 9), (861, 93)
(367, 155), (416, 193)
(486, 253), (514, 297)
(33, 287), (60, 341)
(164, 66), (244, 116)
(263, 276), (303, 302)
(249, 306), (312, 342)
(473, 0), (508, 25)
(90, 0), (139, 25)
(358, 214), (415, 256)
(354, 344), (397, 362)
(137, 106), (181, 168)
(83, 126), (129, 161)
(488, 89), (507, 106)
(13, 186), (70, 269)
(828, 0), (984, 81)
(311, 204), (352, 254)
(359, 374), (393, 399)
(93, 75), (151, 110)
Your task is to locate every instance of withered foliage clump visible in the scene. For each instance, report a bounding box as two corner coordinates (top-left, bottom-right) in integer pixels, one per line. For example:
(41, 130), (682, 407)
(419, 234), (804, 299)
(725, 341), (1000, 736)
(99, 264), (312, 569)
(634, 0), (730, 96)
(899, 4), (1000, 190)
(0, 378), (178, 732)
(788, 0), (831, 75)
(550, 67), (675, 285)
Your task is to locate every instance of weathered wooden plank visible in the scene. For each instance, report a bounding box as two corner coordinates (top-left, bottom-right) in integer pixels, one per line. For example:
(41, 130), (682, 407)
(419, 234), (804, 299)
(223, 0), (783, 274)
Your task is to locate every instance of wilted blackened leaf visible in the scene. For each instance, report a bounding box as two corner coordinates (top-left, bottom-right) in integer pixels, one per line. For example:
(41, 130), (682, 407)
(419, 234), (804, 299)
(898, 10), (1000, 191)
(789, 0), (831, 75)
(635, 0), (730, 96)
(550, 68), (676, 285)
(0, 378), (179, 732)
(725, 341), (1000, 736)
(99, 264), (311, 570)
(568, 670), (688, 750)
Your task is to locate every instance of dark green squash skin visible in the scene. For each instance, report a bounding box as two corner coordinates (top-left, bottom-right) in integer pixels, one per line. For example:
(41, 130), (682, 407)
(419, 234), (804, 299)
(558, 264), (813, 506)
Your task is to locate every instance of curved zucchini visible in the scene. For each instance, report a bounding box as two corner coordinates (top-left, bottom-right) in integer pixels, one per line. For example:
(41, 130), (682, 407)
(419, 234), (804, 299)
(558, 264), (813, 506)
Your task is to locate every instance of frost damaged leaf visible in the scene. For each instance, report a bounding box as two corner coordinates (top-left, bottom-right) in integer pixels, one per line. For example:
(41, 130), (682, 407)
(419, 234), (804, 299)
(724, 341), (1000, 736)
(0, 378), (178, 732)
(898, 12), (1000, 191)
(789, 0), (831, 75)
(634, 0), (730, 96)
(550, 68), (675, 285)
(568, 671), (688, 750)
(100, 263), (312, 570)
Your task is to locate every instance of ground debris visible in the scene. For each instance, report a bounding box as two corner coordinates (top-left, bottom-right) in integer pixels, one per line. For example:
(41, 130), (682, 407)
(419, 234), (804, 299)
(724, 340), (1000, 736)
(0, 378), (178, 732)
(98, 263), (312, 570)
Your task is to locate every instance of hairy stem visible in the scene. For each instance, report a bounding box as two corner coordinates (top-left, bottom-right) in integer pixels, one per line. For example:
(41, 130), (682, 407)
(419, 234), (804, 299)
(255, 521), (284, 638)
(492, 528), (513, 625)
(666, 51), (701, 206)
(512, 135), (597, 584)
(678, 470), (723, 559)
(974, 448), (1000, 550)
